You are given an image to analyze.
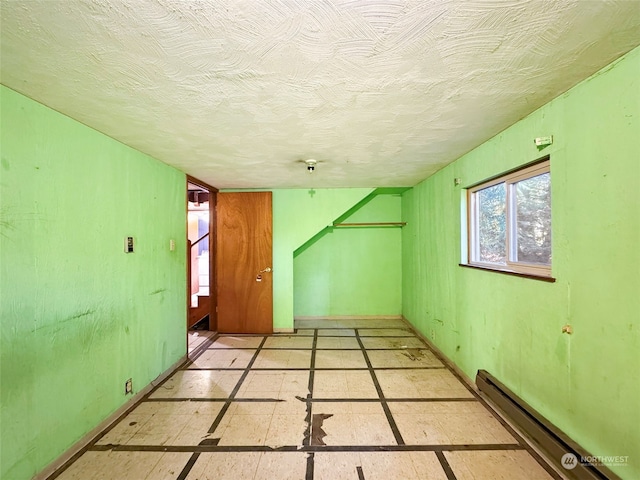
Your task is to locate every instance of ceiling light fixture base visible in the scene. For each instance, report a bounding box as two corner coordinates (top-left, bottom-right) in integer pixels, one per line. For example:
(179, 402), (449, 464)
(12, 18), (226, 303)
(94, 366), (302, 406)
(304, 159), (317, 173)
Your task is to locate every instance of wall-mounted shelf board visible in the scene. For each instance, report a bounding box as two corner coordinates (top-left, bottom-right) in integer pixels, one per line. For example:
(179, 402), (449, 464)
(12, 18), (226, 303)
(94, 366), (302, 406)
(332, 222), (406, 227)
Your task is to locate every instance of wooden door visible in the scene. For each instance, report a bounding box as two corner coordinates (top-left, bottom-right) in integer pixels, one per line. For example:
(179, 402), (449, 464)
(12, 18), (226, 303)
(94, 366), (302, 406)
(216, 192), (273, 333)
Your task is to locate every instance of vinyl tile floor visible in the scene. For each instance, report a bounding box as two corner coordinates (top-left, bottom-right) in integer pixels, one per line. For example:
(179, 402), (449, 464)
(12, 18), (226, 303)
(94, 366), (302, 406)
(50, 319), (562, 480)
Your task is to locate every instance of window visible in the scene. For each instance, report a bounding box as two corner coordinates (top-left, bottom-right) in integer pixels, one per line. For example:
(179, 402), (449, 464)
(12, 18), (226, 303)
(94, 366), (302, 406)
(467, 158), (552, 278)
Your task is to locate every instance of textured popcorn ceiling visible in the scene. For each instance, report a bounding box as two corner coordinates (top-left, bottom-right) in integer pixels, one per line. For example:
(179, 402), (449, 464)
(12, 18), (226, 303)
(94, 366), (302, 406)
(2, 1), (639, 188)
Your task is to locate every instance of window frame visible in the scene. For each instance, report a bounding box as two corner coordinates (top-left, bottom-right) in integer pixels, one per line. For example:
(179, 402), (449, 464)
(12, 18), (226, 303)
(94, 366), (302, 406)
(466, 157), (552, 279)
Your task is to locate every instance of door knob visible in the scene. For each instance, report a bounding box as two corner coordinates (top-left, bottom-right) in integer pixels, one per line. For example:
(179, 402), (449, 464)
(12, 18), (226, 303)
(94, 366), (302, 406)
(256, 267), (272, 282)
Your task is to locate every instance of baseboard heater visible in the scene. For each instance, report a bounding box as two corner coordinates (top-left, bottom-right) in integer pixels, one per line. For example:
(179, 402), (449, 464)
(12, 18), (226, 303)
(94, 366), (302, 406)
(476, 370), (621, 480)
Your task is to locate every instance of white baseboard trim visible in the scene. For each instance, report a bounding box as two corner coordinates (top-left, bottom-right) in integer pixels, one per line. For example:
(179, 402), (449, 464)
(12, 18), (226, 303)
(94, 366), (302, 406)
(400, 316), (478, 392)
(33, 354), (187, 480)
(294, 315), (403, 321)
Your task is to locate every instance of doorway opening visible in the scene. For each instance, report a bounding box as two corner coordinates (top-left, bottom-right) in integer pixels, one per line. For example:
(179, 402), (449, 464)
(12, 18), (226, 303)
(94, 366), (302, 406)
(187, 177), (217, 331)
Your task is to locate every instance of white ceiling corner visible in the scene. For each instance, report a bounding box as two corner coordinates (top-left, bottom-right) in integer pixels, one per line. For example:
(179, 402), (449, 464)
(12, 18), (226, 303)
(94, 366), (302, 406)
(1, 0), (639, 189)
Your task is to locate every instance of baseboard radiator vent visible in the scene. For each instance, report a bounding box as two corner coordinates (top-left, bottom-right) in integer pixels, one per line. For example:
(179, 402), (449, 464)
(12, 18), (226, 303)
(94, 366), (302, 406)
(476, 370), (621, 480)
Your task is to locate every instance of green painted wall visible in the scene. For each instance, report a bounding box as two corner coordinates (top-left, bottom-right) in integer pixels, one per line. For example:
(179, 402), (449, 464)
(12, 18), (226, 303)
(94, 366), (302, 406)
(294, 194), (402, 317)
(402, 46), (640, 478)
(0, 86), (187, 480)
(270, 188), (374, 329)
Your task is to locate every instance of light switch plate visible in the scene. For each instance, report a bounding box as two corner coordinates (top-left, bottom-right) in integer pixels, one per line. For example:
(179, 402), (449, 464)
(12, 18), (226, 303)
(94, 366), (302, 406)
(125, 236), (134, 253)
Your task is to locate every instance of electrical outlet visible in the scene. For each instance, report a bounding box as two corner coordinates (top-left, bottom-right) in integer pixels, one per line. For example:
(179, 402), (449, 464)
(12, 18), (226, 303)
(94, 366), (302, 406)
(430, 329), (436, 341)
(125, 378), (133, 395)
